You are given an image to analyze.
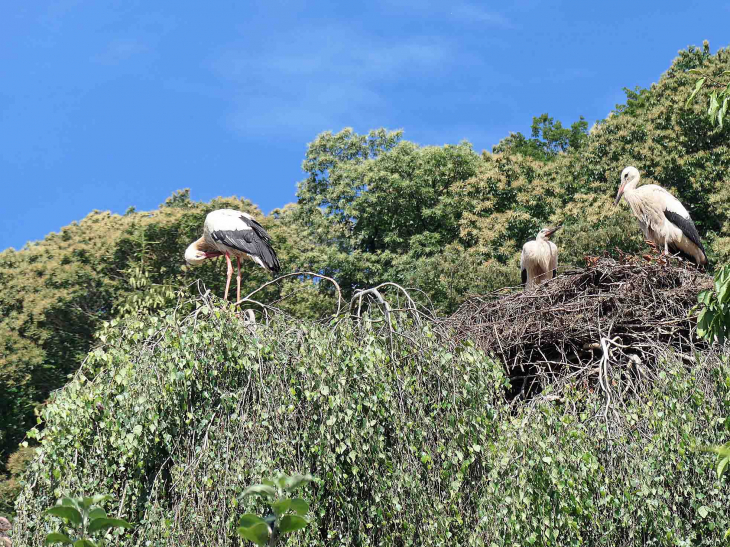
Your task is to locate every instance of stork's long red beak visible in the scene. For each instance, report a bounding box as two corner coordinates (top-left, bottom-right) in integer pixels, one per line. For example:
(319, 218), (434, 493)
(546, 225), (561, 237)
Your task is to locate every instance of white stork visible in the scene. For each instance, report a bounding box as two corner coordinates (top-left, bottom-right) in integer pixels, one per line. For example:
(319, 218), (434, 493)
(185, 209), (280, 301)
(521, 226), (561, 291)
(614, 166), (707, 266)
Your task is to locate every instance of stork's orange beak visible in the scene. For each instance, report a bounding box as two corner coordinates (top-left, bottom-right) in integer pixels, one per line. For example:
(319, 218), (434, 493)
(546, 225), (561, 237)
(614, 184), (624, 206)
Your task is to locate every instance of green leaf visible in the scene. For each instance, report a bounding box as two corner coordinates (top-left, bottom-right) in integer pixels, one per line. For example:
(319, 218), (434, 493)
(718, 277), (730, 304)
(271, 498), (291, 517)
(88, 507), (107, 520)
(242, 484), (276, 499)
(238, 514), (266, 528)
(698, 505), (710, 519)
(712, 442), (730, 458)
(719, 96), (729, 128)
(90, 494), (112, 505)
(717, 455), (730, 479)
(46, 506), (82, 527)
(87, 517), (133, 533)
(686, 77), (706, 106)
(80, 497), (96, 511)
(73, 541), (97, 547)
(236, 522), (271, 546)
(60, 498), (81, 510)
(283, 474), (314, 492)
(708, 92), (720, 121)
(278, 514), (309, 534)
(290, 497), (310, 516)
(45, 533), (74, 545)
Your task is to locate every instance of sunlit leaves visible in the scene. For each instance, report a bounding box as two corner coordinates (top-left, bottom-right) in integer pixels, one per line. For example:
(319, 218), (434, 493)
(278, 514), (308, 534)
(238, 473), (314, 545)
(45, 495), (131, 546)
(696, 264), (730, 343)
(46, 506), (82, 527)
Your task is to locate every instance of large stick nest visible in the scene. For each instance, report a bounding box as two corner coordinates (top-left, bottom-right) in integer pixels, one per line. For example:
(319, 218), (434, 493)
(448, 256), (712, 399)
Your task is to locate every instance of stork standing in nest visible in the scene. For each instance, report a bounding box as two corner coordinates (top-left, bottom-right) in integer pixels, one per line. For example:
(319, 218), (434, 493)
(185, 209), (280, 302)
(614, 166), (707, 266)
(521, 226), (561, 291)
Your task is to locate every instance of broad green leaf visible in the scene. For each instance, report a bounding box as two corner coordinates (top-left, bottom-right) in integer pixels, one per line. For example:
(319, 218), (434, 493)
(61, 498), (80, 510)
(80, 497), (98, 511)
(45, 533), (74, 545)
(87, 517), (133, 533)
(236, 522), (270, 546)
(698, 505), (710, 519)
(88, 507), (107, 520)
(242, 484), (276, 499)
(46, 506), (82, 526)
(717, 455), (729, 479)
(283, 474), (314, 492)
(278, 514), (309, 533)
(719, 96), (728, 127)
(90, 494), (112, 505)
(686, 77), (705, 106)
(238, 514), (266, 528)
(290, 498), (309, 516)
(73, 541), (97, 547)
(697, 290), (711, 305)
(708, 92), (720, 120)
(718, 277), (730, 304)
(271, 498), (291, 517)
(712, 442), (730, 458)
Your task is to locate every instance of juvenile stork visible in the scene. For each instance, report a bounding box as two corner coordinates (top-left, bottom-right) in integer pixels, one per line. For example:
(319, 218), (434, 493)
(614, 166), (707, 266)
(185, 209), (280, 301)
(520, 226), (561, 291)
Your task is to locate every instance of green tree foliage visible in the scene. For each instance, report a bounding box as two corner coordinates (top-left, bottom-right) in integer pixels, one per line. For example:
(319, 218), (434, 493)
(0, 446), (34, 515)
(492, 113), (589, 161)
(292, 44), (730, 312)
(11, 302), (730, 546)
(0, 196), (306, 488)
(3, 44), (730, 514)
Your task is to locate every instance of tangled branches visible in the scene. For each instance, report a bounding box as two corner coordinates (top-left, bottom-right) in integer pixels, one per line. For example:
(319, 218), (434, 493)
(448, 257), (712, 404)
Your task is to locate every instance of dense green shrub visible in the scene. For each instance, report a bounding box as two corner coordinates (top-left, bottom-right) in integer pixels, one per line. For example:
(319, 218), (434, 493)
(697, 264), (730, 343)
(4, 46), (730, 493)
(12, 299), (730, 546)
(12, 300), (506, 545)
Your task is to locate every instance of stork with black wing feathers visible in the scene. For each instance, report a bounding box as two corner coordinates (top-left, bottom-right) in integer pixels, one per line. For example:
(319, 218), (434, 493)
(185, 209), (280, 301)
(614, 166), (707, 266)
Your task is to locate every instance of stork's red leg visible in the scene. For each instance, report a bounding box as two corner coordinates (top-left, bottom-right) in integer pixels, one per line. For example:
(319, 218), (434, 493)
(236, 256), (242, 302)
(224, 252), (233, 301)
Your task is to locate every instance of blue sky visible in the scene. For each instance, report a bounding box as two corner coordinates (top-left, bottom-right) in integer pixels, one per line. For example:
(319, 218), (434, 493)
(1, 0), (727, 250)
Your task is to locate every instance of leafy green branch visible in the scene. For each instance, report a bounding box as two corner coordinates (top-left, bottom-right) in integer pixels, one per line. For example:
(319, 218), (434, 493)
(45, 495), (132, 546)
(686, 69), (730, 127)
(237, 473), (314, 546)
(695, 264), (730, 344)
